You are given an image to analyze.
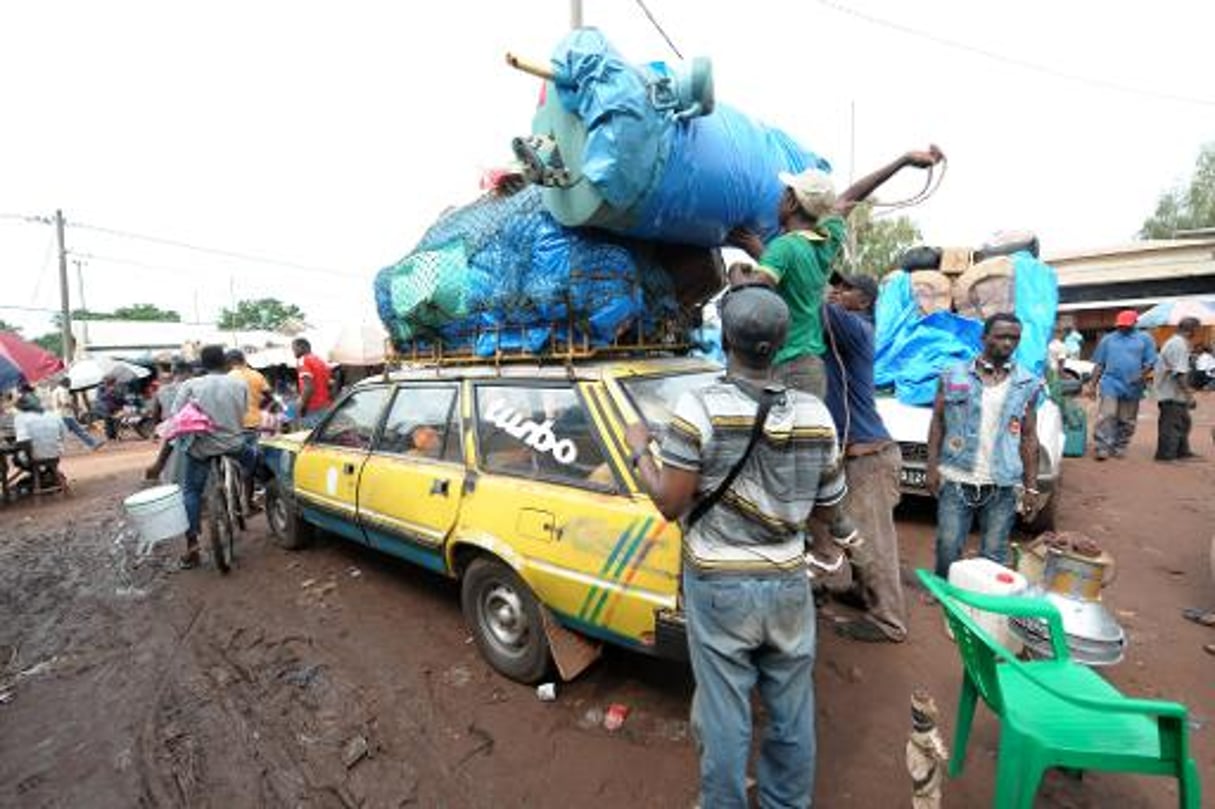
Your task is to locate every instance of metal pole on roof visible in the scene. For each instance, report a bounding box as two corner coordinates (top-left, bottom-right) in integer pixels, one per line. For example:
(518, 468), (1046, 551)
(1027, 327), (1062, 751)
(570, 0), (583, 29)
(55, 209), (73, 361)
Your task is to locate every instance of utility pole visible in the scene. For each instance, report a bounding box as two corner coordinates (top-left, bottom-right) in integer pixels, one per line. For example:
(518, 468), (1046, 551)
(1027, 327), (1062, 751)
(570, 0), (583, 29)
(73, 257), (89, 351)
(55, 209), (72, 361)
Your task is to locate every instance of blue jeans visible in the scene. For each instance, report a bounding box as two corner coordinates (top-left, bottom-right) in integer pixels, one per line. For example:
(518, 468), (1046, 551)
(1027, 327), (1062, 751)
(933, 481), (1018, 578)
(181, 453), (211, 540)
(181, 445), (259, 540)
(683, 568), (817, 809)
(62, 416), (99, 449)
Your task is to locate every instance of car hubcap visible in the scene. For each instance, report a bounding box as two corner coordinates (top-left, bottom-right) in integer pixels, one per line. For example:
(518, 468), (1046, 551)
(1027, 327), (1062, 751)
(482, 583), (527, 654)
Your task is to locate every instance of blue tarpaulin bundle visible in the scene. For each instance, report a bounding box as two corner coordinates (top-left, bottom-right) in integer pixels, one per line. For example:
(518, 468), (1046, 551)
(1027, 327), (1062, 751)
(373, 186), (679, 357)
(874, 253), (1058, 404)
(543, 28), (830, 246)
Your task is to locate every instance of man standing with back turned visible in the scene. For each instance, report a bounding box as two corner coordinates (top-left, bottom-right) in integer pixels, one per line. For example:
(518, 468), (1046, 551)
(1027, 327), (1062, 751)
(927, 313), (1041, 579)
(1086, 310), (1156, 460)
(626, 285), (848, 808)
(728, 146), (945, 399)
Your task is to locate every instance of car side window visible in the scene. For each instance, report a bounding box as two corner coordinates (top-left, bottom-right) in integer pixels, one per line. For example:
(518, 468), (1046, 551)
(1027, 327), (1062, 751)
(378, 385), (459, 461)
(313, 389), (389, 451)
(475, 384), (614, 489)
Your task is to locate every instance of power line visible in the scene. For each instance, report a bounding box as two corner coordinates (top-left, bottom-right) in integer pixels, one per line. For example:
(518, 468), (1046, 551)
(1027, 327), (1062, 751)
(67, 220), (361, 277)
(813, 0), (1215, 108)
(633, 0), (683, 60)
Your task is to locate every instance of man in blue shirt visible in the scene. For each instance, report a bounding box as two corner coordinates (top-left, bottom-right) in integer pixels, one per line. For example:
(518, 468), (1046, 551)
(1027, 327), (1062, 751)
(1086, 310), (1157, 460)
(822, 273), (907, 642)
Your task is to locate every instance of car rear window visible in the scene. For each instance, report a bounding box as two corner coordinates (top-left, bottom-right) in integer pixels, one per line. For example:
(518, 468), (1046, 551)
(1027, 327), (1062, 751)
(619, 371), (720, 433)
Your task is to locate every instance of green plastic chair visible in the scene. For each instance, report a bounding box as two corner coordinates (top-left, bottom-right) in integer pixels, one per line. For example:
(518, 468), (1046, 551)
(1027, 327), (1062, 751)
(917, 569), (1201, 809)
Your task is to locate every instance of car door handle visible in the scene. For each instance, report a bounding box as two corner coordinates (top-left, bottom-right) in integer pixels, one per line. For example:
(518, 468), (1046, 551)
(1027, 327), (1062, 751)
(343, 463), (356, 475)
(430, 478), (450, 497)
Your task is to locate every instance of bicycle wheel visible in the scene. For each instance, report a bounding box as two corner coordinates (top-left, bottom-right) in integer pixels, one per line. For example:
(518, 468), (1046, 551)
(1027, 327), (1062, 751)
(206, 467), (234, 575)
(224, 458), (247, 533)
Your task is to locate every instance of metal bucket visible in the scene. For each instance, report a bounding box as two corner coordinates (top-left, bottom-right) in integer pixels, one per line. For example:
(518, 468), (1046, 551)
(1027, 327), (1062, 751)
(1042, 548), (1116, 602)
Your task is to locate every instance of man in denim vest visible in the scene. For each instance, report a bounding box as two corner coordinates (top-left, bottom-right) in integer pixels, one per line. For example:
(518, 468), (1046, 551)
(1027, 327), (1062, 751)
(926, 313), (1041, 578)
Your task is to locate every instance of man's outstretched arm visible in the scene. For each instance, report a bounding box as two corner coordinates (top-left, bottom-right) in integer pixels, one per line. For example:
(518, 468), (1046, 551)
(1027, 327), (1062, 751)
(834, 146), (945, 216)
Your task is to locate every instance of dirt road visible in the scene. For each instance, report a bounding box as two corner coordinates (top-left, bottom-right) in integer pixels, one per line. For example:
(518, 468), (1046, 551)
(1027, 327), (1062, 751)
(1, 399), (1212, 808)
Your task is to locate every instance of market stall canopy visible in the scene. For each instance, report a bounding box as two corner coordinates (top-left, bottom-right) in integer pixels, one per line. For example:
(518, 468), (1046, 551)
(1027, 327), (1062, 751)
(1136, 298), (1215, 328)
(68, 357), (152, 390)
(328, 321), (389, 366)
(247, 346), (296, 369)
(0, 331), (64, 392)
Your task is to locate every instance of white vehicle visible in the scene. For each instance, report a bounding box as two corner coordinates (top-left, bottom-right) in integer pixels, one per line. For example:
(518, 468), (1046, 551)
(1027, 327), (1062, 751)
(876, 393), (1064, 532)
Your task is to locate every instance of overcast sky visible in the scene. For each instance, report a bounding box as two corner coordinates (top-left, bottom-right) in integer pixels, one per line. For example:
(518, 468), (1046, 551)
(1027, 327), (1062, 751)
(1, 0), (1211, 338)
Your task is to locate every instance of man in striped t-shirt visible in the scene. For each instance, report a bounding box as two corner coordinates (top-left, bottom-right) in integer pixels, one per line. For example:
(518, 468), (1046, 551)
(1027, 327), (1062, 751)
(626, 285), (847, 809)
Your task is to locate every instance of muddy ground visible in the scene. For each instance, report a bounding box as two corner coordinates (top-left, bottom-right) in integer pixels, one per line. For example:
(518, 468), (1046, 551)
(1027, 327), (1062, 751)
(1, 396), (1212, 808)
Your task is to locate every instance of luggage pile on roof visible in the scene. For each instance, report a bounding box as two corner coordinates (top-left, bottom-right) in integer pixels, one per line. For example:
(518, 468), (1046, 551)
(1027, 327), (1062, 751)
(374, 29), (828, 359)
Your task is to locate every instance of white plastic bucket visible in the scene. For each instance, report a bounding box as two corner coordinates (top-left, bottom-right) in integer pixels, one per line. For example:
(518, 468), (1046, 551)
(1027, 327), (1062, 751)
(124, 484), (189, 545)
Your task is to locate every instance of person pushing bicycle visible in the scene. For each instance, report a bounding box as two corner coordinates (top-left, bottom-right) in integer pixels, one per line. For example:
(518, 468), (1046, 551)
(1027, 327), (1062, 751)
(170, 344), (252, 569)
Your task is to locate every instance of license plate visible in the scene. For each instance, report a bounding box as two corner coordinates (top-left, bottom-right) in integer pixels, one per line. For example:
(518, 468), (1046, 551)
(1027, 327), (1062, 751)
(899, 467), (928, 489)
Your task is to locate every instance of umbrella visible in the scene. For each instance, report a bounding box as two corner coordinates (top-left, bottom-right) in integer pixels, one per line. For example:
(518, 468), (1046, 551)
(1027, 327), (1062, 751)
(67, 357), (152, 390)
(1135, 298), (1215, 329)
(247, 346), (296, 369)
(329, 321), (389, 365)
(0, 331), (64, 392)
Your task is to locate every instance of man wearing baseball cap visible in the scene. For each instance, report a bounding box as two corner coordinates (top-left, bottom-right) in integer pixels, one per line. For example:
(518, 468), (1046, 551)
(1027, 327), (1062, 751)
(728, 147), (944, 400)
(1086, 309), (1157, 460)
(625, 284), (849, 807)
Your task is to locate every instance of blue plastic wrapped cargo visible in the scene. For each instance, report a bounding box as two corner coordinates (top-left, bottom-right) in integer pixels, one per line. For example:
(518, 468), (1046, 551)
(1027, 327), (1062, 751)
(874, 253), (1059, 404)
(373, 186), (685, 357)
(530, 28), (830, 247)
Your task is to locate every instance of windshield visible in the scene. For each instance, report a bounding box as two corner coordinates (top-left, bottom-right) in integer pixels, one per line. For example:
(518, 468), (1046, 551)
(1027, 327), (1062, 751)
(619, 371), (721, 434)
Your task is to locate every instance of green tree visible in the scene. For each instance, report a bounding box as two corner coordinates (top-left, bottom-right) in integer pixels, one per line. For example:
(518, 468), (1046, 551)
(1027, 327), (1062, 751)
(836, 202), (923, 278)
(111, 303), (181, 321)
(219, 298), (306, 331)
(1140, 142), (1215, 238)
(33, 332), (64, 357)
(52, 304), (180, 326)
(0, 319), (21, 333)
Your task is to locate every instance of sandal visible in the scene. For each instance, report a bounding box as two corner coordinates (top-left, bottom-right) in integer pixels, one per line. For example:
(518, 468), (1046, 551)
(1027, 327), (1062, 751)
(178, 550), (201, 570)
(1182, 608), (1215, 627)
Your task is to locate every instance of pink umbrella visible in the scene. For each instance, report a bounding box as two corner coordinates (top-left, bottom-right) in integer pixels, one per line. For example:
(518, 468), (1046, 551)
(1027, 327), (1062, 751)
(0, 331), (64, 391)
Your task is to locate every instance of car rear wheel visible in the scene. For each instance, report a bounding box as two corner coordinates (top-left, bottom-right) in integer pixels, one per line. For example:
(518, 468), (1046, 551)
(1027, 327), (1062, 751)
(461, 557), (550, 684)
(267, 479), (311, 550)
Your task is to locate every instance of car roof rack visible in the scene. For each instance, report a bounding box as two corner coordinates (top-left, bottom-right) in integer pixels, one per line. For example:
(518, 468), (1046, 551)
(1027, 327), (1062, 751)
(387, 310), (696, 372)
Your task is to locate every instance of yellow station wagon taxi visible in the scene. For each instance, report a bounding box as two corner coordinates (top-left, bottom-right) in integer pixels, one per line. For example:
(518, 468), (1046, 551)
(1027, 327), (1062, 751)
(260, 357), (720, 683)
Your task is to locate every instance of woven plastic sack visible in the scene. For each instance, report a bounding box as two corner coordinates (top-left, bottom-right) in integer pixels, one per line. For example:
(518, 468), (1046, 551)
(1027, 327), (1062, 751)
(550, 28), (830, 246)
(374, 186), (677, 356)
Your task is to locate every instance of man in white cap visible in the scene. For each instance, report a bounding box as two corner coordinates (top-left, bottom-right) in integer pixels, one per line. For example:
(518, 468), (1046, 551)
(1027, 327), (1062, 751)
(729, 147), (944, 399)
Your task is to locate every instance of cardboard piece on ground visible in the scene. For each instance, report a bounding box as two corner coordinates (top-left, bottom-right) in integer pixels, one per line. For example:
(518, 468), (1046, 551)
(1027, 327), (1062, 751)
(540, 607), (602, 681)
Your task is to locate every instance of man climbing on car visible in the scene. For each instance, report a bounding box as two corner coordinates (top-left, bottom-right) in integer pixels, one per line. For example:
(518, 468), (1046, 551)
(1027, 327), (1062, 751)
(728, 145), (945, 399)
